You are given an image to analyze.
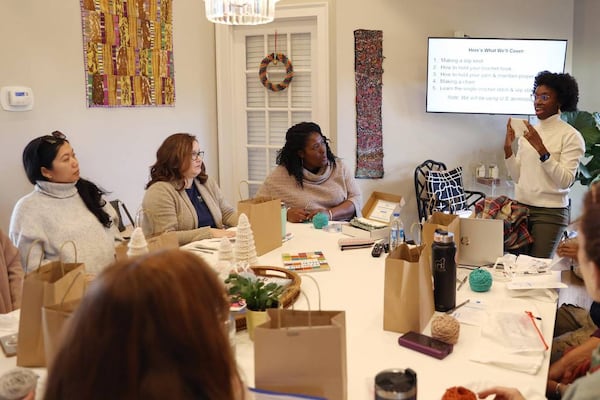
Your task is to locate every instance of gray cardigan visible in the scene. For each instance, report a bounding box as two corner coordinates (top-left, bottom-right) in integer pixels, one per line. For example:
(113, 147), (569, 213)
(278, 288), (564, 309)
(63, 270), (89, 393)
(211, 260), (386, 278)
(142, 177), (238, 245)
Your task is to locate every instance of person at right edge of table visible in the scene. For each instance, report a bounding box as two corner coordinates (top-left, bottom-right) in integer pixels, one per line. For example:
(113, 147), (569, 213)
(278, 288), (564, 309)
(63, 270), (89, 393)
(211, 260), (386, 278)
(504, 70), (585, 258)
(478, 182), (600, 400)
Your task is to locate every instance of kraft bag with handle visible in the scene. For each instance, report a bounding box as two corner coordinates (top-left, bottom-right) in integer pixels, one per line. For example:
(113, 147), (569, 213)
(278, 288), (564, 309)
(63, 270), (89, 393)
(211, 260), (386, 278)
(41, 269), (85, 367)
(254, 278), (347, 400)
(383, 243), (434, 333)
(254, 308), (347, 400)
(17, 241), (86, 367)
(238, 196), (282, 256)
(422, 211), (461, 260)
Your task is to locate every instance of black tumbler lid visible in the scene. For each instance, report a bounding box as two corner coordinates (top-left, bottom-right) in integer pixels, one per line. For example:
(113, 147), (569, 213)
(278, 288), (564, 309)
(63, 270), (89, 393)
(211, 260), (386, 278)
(375, 368), (417, 399)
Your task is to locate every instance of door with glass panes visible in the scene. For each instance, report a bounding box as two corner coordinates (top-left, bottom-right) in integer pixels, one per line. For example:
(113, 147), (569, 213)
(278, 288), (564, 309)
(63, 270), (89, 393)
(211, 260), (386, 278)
(219, 8), (329, 201)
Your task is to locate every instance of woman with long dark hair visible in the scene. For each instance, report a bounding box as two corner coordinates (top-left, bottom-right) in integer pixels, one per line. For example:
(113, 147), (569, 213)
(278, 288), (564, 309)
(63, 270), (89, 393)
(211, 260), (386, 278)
(256, 122), (362, 223)
(9, 131), (119, 273)
(142, 133), (237, 245)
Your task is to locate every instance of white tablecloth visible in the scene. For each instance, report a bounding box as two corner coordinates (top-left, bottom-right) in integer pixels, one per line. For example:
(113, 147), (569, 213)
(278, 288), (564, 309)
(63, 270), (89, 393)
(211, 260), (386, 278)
(0, 222), (557, 399)
(232, 222), (555, 399)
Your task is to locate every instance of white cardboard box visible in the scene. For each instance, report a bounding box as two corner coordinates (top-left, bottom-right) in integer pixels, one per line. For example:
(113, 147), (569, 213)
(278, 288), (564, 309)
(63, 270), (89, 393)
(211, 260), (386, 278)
(341, 191), (404, 240)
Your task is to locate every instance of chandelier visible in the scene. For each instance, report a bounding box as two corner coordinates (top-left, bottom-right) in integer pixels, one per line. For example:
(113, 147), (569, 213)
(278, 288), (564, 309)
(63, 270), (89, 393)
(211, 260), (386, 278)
(204, 0), (280, 25)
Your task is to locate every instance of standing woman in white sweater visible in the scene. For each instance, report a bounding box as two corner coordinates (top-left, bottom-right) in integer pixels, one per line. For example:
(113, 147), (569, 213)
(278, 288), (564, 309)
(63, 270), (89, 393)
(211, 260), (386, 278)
(505, 71), (585, 258)
(9, 131), (120, 274)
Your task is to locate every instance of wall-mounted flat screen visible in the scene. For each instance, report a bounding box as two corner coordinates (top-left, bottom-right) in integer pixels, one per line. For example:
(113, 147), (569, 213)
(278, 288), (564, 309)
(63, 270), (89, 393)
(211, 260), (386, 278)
(426, 37), (567, 115)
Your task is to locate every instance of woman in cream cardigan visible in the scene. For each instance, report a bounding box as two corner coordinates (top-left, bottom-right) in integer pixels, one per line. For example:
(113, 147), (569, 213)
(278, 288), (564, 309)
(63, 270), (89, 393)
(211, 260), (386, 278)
(142, 133), (237, 245)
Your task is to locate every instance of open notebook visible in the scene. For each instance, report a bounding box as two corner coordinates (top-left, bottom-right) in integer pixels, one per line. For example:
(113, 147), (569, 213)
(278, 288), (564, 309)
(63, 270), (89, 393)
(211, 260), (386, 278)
(458, 218), (504, 267)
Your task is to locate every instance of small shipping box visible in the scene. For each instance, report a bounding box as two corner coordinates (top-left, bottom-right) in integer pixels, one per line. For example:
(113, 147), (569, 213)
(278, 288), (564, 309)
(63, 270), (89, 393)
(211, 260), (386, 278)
(342, 191), (404, 240)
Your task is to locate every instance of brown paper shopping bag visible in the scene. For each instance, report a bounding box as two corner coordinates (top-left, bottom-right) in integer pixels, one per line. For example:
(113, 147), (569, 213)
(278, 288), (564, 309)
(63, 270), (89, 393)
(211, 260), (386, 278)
(238, 197), (281, 256)
(254, 308), (347, 400)
(17, 242), (86, 367)
(42, 298), (81, 366)
(383, 243), (434, 333)
(422, 212), (461, 260)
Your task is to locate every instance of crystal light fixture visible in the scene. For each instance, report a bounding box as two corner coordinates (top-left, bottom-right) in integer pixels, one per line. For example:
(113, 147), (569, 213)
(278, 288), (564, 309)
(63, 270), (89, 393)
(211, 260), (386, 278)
(204, 0), (280, 25)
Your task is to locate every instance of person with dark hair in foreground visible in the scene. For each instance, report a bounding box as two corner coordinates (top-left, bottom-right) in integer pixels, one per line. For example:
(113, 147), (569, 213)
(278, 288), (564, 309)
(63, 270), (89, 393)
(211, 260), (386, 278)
(256, 122), (362, 223)
(479, 183), (600, 399)
(44, 249), (246, 400)
(9, 131), (120, 274)
(504, 71), (585, 258)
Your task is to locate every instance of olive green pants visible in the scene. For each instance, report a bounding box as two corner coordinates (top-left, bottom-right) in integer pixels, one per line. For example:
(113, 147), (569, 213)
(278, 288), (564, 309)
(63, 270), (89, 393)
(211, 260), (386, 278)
(526, 205), (569, 258)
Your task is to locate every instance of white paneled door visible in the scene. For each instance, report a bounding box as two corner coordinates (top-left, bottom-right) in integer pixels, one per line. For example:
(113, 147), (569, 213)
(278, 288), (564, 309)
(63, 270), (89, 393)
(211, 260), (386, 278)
(215, 3), (330, 203)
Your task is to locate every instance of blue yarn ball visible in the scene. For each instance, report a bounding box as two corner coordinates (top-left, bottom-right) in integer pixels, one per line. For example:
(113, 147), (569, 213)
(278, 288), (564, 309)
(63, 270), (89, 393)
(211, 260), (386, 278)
(469, 269), (493, 292)
(312, 212), (329, 229)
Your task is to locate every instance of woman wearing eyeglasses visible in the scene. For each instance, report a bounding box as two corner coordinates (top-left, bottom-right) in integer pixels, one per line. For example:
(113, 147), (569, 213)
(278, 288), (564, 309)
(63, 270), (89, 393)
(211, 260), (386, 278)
(504, 71), (585, 258)
(9, 131), (121, 273)
(142, 133), (237, 245)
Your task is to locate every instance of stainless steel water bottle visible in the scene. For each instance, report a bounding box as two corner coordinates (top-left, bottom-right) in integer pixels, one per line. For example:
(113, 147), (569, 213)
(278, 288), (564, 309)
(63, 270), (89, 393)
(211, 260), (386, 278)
(432, 229), (456, 312)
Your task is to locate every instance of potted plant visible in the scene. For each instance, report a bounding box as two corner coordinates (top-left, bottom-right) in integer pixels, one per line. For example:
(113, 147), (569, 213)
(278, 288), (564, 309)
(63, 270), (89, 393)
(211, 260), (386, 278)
(561, 111), (600, 186)
(225, 272), (285, 340)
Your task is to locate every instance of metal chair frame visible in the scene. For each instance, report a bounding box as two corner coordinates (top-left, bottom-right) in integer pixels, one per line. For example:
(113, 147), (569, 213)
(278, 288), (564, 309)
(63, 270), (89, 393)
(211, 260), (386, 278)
(414, 159), (486, 222)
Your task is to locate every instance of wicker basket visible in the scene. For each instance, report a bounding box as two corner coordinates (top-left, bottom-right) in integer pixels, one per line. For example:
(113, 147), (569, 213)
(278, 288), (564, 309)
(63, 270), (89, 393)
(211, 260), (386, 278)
(233, 266), (301, 331)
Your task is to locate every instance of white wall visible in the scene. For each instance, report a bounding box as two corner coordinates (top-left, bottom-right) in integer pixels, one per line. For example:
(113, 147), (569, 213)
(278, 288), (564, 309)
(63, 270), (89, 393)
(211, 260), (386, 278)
(2, 0), (594, 236)
(334, 0), (576, 230)
(0, 0), (217, 231)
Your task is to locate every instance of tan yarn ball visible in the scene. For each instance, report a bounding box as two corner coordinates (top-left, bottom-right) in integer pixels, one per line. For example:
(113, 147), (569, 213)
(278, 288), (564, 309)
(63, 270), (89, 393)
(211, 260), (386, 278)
(431, 314), (460, 344)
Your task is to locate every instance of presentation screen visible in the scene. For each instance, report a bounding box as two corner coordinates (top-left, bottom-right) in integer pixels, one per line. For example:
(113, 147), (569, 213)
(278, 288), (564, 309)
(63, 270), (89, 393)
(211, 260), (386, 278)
(426, 37), (567, 115)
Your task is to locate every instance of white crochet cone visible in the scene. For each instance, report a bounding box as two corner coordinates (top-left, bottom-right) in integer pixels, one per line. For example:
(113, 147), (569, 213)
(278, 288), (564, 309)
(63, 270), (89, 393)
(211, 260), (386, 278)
(127, 227), (149, 257)
(234, 213), (258, 265)
(218, 237), (234, 263)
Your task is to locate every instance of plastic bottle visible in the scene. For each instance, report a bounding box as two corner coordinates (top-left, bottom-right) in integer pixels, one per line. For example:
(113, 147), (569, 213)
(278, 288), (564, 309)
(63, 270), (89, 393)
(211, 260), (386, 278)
(432, 229), (457, 312)
(389, 212), (405, 252)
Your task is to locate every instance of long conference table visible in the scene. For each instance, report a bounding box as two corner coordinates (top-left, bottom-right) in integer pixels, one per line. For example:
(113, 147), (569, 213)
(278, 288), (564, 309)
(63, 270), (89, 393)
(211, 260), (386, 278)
(0, 221), (558, 399)
(234, 222), (557, 399)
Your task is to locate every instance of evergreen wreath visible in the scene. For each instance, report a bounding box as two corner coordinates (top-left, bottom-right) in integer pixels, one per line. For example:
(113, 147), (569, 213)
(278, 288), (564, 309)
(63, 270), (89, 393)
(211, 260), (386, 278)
(259, 52), (294, 92)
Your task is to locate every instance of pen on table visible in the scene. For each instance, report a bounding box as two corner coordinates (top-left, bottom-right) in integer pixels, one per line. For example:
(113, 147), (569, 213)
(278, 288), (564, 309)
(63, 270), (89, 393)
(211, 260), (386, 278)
(445, 299), (470, 314)
(191, 248), (214, 254)
(457, 275), (468, 291)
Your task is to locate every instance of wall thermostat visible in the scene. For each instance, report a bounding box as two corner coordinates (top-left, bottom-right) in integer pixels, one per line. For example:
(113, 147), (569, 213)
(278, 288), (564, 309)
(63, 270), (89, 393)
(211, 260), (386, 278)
(0, 86), (34, 111)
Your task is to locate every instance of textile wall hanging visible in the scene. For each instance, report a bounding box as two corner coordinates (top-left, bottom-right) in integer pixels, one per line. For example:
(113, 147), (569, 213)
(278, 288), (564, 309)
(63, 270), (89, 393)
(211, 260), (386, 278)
(354, 29), (384, 178)
(80, 0), (175, 107)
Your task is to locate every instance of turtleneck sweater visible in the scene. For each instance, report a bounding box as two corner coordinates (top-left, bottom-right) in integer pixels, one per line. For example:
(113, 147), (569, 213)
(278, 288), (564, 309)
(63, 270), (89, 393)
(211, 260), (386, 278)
(256, 159), (362, 216)
(505, 113), (585, 208)
(9, 180), (120, 274)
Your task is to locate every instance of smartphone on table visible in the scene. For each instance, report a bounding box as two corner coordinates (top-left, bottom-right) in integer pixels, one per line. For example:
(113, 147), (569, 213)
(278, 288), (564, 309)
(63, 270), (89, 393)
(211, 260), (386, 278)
(397, 331), (453, 360)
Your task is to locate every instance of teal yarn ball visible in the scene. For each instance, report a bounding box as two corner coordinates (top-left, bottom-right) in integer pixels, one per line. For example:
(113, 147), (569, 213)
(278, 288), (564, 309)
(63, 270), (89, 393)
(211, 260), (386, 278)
(312, 212), (329, 229)
(469, 269), (493, 292)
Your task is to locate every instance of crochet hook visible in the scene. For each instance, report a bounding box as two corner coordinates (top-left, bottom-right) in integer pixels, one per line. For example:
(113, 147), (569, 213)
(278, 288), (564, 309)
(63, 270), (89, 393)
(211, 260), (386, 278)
(445, 299), (470, 315)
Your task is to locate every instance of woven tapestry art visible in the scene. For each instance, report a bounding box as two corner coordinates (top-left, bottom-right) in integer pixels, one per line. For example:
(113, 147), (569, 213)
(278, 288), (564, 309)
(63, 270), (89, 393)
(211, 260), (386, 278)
(80, 0), (175, 107)
(354, 29), (384, 178)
